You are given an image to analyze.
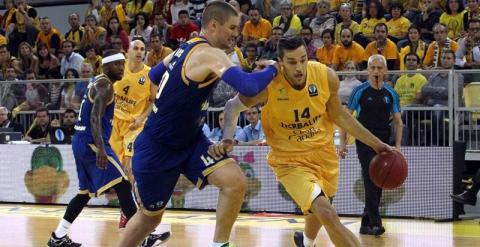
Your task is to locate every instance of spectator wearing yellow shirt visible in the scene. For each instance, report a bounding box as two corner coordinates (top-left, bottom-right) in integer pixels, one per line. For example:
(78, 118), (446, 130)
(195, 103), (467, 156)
(332, 28), (366, 71)
(127, 0), (154, 17)
(335, 2), (360, 44)
(0, 34), (7, 46)
(399, 26), (428, 70)
(114, 0), (132, 33)
(80, 14), (107, 50)
(440, 0), (467, 40)
(273, 1), (303, 36)
(145, 33), (173, 67)
(292, 0), (317, 19)
(242, 8), (272, 45)
(423, 23), (459, 68)
(82, 45), (102, 76)
(315, 29), (338, 67)
(394, 53), (427, 107)
(99, 0), (115, 28)
(355, 0), (387, 47)
(386, 1), (411, 44)
(65, 13), (85, 52)
(365, 23), (398, 70)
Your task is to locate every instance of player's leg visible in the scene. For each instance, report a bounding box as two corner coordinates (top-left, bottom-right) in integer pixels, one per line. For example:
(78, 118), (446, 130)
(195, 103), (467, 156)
(294, 214), (322, 247)
(207, 162), (247, 244)
(309, 195), (360, 247)
(48, 137), (92, 246)
(117, 133), (181, 247)
(184, 136), (246, 246)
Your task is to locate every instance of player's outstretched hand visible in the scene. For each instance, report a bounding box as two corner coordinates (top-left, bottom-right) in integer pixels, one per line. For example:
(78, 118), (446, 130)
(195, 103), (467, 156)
(208, 139), (234, 160)
(96, 148), (108, 169)
(255, 59), (279, 71)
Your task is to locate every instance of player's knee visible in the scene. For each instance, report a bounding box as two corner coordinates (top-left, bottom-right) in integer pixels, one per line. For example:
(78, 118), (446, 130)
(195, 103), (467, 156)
(224, 173), (247, 197)
(311, 197), (338, 225)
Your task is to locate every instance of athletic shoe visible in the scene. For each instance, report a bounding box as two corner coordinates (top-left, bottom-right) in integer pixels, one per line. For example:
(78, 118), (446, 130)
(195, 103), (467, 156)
(293, 231), (305, 247)
(47, 232), (81, 247)
(140, 232), (171, 247)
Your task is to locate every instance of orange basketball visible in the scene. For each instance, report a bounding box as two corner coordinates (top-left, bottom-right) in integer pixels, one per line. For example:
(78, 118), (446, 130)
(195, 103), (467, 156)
(369, 150), (408, 190)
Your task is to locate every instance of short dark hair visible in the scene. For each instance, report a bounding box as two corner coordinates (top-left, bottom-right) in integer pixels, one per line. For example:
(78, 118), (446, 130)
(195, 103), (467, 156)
(390, 1), (404, 14)
(178, 10), (189, 17)
(0, 44), (8, 51)
(277, 35), (306, 58)
(302, 26), (313, 33)
(36, 107), (49, 116)
(202, 1), (239, 28)
(64, 68), (80, 78)
(374, 23), (388, 33)
(63, 108), (77, 117)
(404, 52), (420, 64)
(62, 40), (75, 48)
(150, 32), (162, 41)
(272, 26), (283, 33)
(340, 27), (353, 36)
(321, 29), (334, 38)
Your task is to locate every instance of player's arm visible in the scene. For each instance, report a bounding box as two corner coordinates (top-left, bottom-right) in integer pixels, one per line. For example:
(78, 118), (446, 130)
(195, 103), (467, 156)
(148, 53), (174, 85)
(325, 68), (391, 154)
(201, 47), (278, 97)
(90, 78), (113, 169)
(208, 91), (268, 159)
(392, 113), (403, 150)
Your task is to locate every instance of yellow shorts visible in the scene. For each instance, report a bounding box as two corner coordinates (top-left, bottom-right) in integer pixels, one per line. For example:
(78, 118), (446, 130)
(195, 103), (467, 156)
(268, 147), (339, 213)
(110, 118), (143, 162)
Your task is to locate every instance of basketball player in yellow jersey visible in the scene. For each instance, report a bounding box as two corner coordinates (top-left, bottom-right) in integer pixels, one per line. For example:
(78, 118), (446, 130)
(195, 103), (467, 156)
(211, 36), (392, 247)
(110, 39), (156, 179)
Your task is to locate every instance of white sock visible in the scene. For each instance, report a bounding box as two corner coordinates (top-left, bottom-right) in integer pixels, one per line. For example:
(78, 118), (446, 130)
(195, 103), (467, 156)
(54, 219), (72, 238)
(303, 232), (315, 247)
(212, 242), (227, 247)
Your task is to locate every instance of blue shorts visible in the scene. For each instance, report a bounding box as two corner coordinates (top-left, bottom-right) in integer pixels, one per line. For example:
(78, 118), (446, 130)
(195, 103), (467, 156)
(72, 135), (127, 197)
(132, 131), (235, 216)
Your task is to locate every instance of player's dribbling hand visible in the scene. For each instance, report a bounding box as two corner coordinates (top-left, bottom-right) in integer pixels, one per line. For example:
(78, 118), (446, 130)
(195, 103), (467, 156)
(96, 149), (108, 169)
(373, 142), (394, 154)
(208, 139), (234, 160)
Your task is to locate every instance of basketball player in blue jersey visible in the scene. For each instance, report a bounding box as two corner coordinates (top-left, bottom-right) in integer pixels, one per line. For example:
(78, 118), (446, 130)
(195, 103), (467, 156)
(117, 2), (279, 247)
(48, 50), (170, 247)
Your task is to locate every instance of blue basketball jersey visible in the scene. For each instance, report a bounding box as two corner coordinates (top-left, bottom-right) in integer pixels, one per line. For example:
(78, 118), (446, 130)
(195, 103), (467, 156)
(143, 37), (219, 149)
(74, 74), (115, 143)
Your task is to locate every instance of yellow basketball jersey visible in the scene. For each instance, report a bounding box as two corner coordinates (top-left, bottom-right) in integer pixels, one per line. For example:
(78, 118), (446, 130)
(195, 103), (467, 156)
(262, 61), (335, 154)
(114, 64), (152, 121)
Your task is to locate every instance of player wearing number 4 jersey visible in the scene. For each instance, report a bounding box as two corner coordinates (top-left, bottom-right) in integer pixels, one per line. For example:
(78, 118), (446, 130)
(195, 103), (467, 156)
(110, 39), (155, 181)
(214, 36), (392, 247)
(117, 2), (279, 247)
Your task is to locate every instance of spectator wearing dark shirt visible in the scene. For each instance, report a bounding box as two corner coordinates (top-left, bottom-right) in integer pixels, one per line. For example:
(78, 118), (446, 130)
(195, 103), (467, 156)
(25, 107), (51, 143)
(48, 108), (76, 144)
(0, 106), (24, 134)
(341, 54), (403, 236)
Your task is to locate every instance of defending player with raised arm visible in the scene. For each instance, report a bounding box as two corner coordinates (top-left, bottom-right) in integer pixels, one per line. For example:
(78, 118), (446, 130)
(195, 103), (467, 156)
(210, 36), (392, 247)
(117, 2), (278, 247)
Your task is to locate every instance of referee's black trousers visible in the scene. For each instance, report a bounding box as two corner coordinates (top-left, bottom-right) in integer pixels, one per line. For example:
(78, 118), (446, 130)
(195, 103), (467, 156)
(355, 129), (391, 227)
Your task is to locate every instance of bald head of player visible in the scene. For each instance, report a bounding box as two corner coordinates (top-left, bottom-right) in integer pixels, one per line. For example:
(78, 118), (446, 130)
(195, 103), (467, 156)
(277, 35), (308, 90)
(102, 49), (125, 82)
(128, 39), (146, 64)
(201, 1), (240, 50)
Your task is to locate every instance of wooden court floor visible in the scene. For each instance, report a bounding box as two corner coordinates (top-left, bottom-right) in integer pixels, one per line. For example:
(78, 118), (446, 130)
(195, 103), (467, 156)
(0, 204), (478, 247)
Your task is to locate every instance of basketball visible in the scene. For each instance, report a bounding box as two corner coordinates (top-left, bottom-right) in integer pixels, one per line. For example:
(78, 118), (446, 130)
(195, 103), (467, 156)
(369, 150), (408, 190)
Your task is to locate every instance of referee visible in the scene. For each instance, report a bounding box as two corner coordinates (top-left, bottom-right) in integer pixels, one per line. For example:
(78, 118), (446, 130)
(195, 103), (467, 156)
(340, 55), (403, 236)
